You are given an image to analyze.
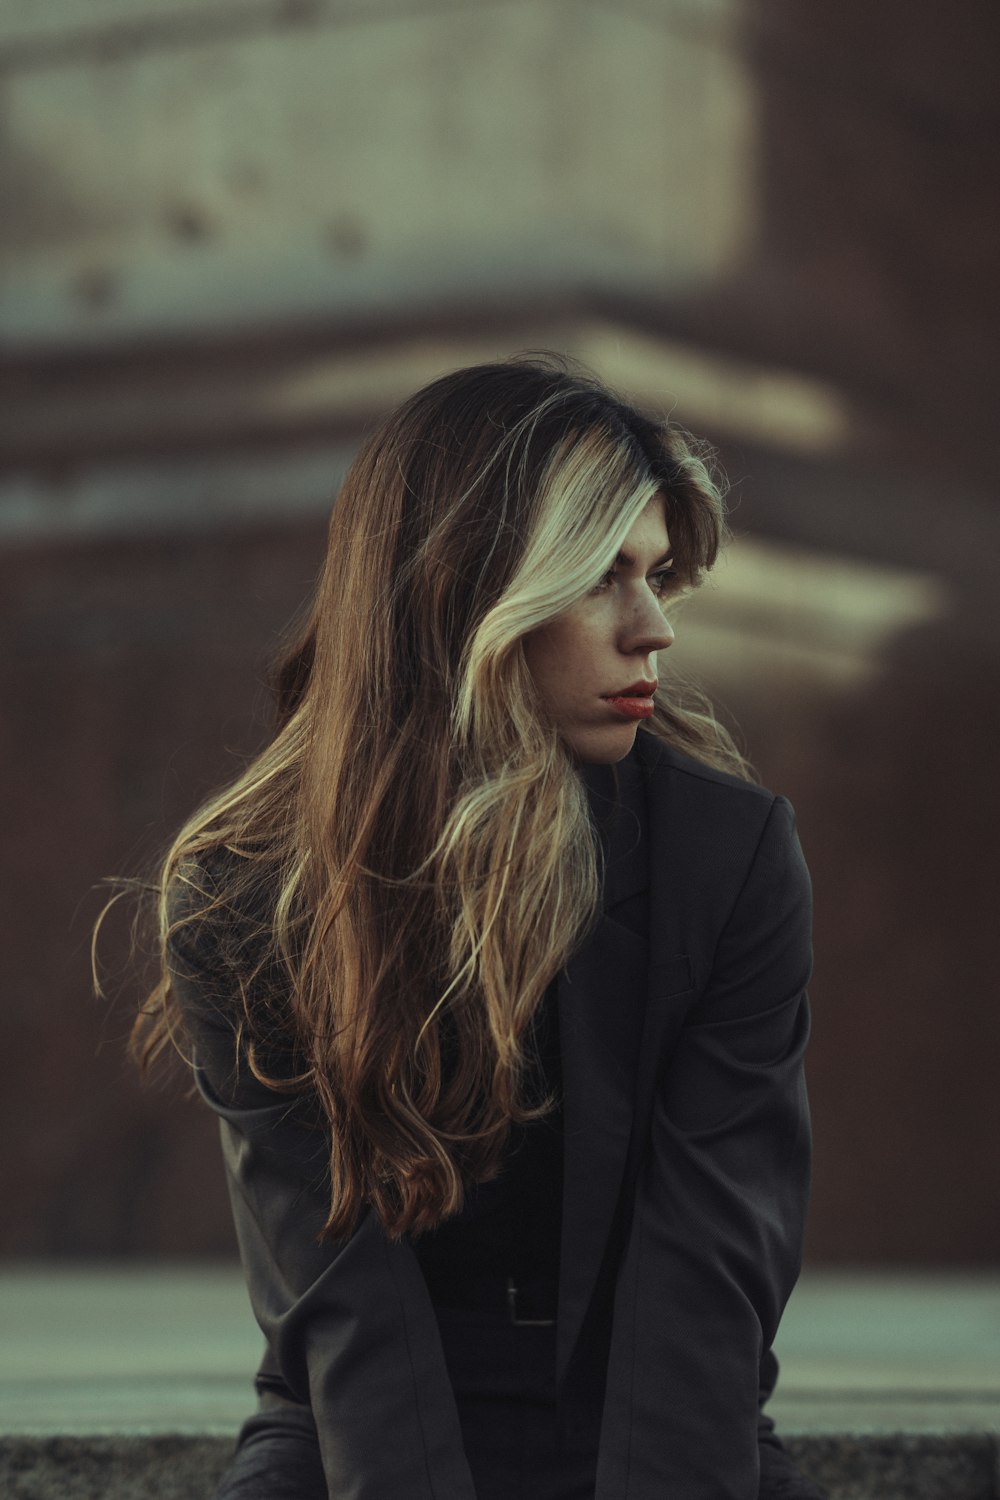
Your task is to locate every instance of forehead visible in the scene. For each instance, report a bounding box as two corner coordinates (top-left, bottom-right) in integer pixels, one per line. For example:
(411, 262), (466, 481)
(621, 492), (669, 554)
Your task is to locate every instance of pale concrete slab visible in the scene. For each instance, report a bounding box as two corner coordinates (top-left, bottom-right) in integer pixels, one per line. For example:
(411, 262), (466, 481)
(0, 1264), (263, 1435)
(0, 1265), (997, 1438)
(767, 1271), (1000, 1435)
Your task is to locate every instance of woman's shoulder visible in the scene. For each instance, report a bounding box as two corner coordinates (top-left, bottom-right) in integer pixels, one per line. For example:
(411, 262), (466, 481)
(631, 731), (810, 925)
(166, 844), (277, 978)
(630, 729), (803, 873)
(632, 728), (778, 809)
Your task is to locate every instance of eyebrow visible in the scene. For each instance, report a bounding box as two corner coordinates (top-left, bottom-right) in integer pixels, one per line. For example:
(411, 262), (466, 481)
(615, 549), (675, 569)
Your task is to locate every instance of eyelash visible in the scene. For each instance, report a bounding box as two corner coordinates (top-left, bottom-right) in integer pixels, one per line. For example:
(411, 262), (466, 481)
(592, 566), (678, 597)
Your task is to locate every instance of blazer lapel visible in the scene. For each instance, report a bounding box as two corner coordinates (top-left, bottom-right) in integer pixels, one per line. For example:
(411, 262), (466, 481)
(556, 753), (649, 1384)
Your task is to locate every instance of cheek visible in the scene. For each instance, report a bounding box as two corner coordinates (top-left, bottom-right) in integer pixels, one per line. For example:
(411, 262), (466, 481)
(523, 605), (603, 703)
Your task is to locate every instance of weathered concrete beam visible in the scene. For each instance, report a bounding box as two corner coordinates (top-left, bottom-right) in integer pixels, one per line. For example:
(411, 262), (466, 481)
(3, 309), (995, 600)
(0, 1), (755, 350)
(0, 312), (859, 469)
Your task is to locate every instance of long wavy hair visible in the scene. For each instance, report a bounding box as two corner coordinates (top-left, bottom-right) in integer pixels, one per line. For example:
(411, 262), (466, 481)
(130, 355), (747, 1241)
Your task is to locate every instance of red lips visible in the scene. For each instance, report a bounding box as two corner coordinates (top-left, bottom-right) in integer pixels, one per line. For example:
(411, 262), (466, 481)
(603, 681), (657, 721)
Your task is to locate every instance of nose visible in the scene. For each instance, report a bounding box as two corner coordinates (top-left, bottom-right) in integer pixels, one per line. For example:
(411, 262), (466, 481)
(622, 592), (675, 656)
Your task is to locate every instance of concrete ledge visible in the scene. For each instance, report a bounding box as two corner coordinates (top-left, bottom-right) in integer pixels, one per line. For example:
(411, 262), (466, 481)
(1, 1432), (998, 1500)
(3, 1269), (998, 1496)
(0, 1435), (230, 1500)
(787, 1434), (999, 1500)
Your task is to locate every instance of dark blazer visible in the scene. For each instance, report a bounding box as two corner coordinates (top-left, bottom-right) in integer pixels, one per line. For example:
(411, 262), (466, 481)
(169, 731), (818, 1500)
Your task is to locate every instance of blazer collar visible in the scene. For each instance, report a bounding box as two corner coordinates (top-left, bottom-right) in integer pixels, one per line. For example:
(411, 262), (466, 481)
(556, 748), (650, 1382)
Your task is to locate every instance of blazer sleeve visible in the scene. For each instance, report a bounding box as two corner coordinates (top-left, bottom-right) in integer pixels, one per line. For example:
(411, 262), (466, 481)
(596, 795), (815, 1500)
(166, 929), (477, 1500)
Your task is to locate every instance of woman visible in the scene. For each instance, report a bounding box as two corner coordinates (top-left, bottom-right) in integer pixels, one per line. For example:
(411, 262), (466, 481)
(138, 356), (825, 1499)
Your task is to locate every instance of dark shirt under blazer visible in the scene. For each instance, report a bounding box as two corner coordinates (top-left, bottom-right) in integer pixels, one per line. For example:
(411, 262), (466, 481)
(168, 731), (817, 1500)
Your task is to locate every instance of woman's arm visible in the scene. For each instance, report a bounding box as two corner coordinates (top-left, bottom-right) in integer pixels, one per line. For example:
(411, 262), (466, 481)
(167, 935), (477, 1500)
(597, 795), (817, 1500)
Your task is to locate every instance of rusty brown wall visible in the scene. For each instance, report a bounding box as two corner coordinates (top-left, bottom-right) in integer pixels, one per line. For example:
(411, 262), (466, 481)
(4, 496), (999, 1264)
(2, 0), (998, 1263)
(2, 522), (323, 1256)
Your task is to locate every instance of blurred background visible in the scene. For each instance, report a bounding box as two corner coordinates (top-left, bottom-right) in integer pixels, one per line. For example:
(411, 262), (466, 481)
(2, 0), (998, 1268)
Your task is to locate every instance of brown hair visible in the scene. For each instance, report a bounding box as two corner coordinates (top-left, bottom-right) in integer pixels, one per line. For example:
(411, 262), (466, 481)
(130, 355), (745, 1241)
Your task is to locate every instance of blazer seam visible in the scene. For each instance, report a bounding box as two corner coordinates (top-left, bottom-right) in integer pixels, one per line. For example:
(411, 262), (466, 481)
(382, 1236), (440, 1500)
(713, 793), (783, 952)
(622, 1196), (645, 1496)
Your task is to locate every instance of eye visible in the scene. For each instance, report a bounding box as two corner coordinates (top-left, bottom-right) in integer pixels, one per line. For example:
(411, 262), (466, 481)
(648, 567), (678, 596)
(589, 566), (617, 595)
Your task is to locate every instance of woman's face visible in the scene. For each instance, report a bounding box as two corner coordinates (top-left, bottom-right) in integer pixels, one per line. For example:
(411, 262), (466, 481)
(523, 493), (677, 764)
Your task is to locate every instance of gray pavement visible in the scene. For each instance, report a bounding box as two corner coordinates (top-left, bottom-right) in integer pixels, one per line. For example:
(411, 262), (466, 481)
(0, 1265), (997, 1439)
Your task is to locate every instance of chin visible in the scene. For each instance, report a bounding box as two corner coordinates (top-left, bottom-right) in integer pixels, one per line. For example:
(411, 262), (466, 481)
(567, 723), (640, 765)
